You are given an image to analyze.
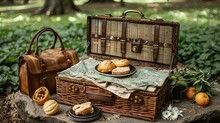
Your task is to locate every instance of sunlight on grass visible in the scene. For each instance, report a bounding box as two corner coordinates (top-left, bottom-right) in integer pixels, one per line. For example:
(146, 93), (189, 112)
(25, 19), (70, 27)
(36, 17), (41, 22)
(51, 17), (61, 22)
(0, 2), (43, 11)
(75, 0), (88, 5)
(68, 16), (76, 22)
(0, 15), (29, 23)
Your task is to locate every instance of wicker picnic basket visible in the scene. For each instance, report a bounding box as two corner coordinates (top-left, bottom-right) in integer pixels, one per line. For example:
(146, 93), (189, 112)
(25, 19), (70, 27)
(56, 76), (170, 121)
(56, 10), (179, 121)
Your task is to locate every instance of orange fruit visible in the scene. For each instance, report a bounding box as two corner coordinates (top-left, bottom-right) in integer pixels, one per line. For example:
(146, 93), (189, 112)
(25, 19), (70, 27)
(185, 87), (196, 100)
(195, 92), (209, 106)
(32, 86), (50, 105)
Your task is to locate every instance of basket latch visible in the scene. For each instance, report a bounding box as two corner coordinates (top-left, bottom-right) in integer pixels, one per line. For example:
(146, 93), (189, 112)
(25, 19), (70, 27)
(68, 84), (79, 93)
(131, 38), (143, 53)
(130, 94), (144, 104)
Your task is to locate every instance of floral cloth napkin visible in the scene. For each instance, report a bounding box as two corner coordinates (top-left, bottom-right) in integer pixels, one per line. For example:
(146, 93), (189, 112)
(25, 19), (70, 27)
(58, 58), (170, 91)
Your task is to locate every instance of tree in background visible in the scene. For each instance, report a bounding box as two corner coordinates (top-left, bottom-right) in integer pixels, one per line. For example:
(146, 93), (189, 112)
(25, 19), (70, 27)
(7, 0), (14, 4)
(24, 0), (29, 4)
(120, 0), (125, 6)
(35, 0), (80, 16)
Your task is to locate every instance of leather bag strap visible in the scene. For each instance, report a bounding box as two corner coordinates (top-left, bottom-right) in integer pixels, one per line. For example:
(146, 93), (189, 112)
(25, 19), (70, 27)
(25, 28), (65, 56)
(26, 28), (57, 55)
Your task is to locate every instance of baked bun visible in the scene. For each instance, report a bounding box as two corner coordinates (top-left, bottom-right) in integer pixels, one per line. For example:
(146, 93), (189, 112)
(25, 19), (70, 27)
(112, 66), (130, 75)
(72, 102), (93, 115)
(111, 59), (119, 65)
(113, 59), (129, 67)
(97, 60), (116, 73)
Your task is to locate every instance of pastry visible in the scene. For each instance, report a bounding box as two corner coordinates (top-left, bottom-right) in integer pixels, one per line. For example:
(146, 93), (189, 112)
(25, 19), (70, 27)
(111, 59), (119, 65)
(112, 66), (130, 75)
(113, 59), (129, 67)
(97, 60), (116, 73)
(72, 102), (93, 115)
(43, 100), (59, 115)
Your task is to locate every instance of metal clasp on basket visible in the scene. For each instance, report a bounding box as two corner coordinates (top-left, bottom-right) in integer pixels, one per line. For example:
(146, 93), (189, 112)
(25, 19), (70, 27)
(130, 95), (144, 104)
(131, 38), (143, 53)
(153, 44), (159, 49)
(68, 84), (79, 93)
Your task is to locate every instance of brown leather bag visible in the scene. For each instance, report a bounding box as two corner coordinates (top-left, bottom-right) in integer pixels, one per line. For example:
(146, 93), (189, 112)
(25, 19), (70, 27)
(19, 28), (79, 97)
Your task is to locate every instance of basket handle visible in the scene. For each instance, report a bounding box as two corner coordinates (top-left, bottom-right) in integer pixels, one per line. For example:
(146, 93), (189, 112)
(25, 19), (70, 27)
(121, 10), (145, 19)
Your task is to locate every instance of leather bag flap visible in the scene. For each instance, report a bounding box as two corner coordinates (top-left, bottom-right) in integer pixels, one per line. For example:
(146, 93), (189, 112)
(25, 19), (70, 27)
(20, 48), (77, 74)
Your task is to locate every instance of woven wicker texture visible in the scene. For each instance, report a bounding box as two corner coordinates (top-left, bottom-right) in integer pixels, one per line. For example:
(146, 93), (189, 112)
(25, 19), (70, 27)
(56, 76), (169, 121)
(90, 19), (174, 65)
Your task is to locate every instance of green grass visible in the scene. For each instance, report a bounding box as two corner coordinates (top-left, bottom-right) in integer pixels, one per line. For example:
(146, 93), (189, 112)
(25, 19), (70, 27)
(0, 2), (43, 11)
(0, 12), (88, 28)
(1, 6), (219, 28)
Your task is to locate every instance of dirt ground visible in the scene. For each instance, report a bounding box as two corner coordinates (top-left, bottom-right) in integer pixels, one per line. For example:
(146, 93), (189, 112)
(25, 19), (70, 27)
(0, 93), (24, 123)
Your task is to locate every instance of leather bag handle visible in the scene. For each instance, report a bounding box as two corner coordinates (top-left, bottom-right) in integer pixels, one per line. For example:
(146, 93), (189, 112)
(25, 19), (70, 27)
(26, 28), (65, 55)
(121, 10), (146, 19)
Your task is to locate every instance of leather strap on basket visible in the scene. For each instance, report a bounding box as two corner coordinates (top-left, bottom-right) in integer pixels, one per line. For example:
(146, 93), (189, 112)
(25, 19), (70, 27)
(121, 22), (127, 58)
(153, 25), (160, 62)
(101, 20), (107, 54)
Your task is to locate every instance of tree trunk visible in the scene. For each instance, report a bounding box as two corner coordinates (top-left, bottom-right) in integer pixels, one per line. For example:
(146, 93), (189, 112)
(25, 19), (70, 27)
(7, 0), (14, 4)
(35, 0), (80, 16)
(120, 0), (125, 6)
(23, 0), (29, 4)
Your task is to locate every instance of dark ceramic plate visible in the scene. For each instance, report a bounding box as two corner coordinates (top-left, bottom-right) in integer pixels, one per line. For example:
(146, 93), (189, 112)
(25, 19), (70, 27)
(69, 106), (100, 119)
(69, 112), (101, 122)
(95, 65), (137, 77)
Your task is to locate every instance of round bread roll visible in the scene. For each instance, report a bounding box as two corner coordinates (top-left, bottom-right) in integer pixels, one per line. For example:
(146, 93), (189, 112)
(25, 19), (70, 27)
(97, 60), (116, 73)
(112, 66), (130, 75)
(114, 59), (129, 67)
(111, 59), (119, 65)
